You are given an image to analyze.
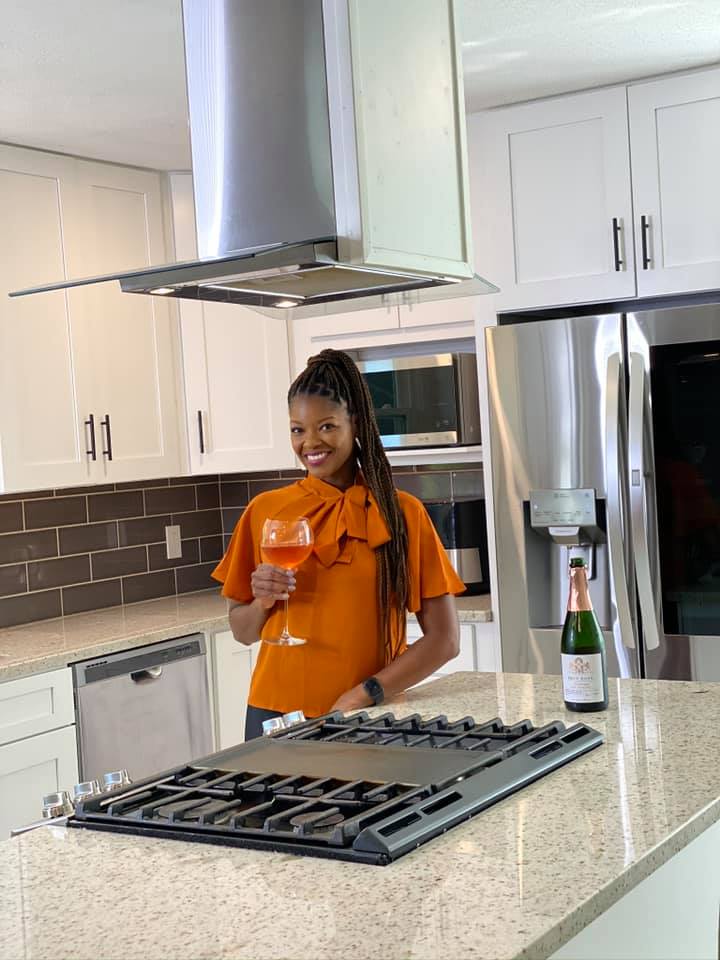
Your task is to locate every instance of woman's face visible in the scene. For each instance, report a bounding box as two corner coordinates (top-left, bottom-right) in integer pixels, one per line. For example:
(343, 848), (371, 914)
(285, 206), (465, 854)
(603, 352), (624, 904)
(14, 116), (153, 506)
(289, 393), (357, 489)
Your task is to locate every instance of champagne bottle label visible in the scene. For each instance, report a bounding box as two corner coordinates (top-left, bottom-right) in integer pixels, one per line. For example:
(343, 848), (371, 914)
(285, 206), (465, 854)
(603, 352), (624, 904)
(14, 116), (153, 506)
(561, 653), (604, 703)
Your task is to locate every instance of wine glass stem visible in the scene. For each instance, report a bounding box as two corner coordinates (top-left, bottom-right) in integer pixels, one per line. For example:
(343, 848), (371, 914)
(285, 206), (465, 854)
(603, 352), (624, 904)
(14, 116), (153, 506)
(282, 595), (290, 640)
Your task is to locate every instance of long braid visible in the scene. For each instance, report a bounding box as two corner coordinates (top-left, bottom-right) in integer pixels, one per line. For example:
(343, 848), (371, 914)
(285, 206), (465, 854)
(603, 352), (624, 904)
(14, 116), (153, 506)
(288, 349), (409, 663)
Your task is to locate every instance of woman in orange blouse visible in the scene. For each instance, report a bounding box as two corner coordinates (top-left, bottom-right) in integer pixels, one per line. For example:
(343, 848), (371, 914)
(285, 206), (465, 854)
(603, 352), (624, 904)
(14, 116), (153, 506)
(212, 349), (465, 739)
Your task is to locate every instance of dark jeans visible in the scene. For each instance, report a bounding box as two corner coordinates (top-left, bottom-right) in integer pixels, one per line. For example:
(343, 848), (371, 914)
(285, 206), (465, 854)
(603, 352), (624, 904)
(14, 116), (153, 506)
(245, 705), (283, 741)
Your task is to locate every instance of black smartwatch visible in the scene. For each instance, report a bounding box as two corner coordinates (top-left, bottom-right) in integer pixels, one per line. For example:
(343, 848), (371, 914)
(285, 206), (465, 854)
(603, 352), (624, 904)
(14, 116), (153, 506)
(362, 676), (385, 706)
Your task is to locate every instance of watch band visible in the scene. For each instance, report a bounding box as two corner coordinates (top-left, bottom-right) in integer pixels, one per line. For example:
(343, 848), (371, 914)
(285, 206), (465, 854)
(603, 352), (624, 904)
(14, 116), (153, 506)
(362, 676), (385, 706)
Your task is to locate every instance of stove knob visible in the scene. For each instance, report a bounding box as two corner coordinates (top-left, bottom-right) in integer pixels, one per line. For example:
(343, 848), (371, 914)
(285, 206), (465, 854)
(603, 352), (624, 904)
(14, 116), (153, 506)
(262, 716), (287, 736)
(102, 770), (132, 792)
(42, 791), (74, 819)
(73, 780), (102, 803)
(282, 710), (306, 728)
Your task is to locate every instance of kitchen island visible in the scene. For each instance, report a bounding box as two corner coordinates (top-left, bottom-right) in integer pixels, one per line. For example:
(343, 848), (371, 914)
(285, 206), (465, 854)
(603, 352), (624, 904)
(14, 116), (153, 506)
(1, 671), (719, 960)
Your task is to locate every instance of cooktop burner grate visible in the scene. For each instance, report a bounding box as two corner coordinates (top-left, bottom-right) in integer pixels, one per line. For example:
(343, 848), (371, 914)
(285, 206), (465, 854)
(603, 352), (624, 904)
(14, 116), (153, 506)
(69, 711), (603, 865)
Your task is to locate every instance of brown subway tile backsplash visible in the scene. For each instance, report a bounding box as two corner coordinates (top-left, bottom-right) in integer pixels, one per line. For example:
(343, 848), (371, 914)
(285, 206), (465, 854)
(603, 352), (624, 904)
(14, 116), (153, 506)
(248, 478), (292, 498)
(0, 462), (479, 628)
(59, 521), (118, 556)
(218, 481), (249, 507)
(117, 515), (170, 547)
(0, 563), (27, 598)
(0, 590), (62, 628)
(144, 485), (196, 516)
(171, 509), (222, 539)
(88, 490), (144, 522)
(148, 539), (200, 570)
(25, 496), (87, 530)
(196, 483), (221, 510)
(0, 529), (57, 565)
(200, 535), (224, 563)
(28, 555), (90, 591)
(0, 502), (23, 534)
(63, 579), (123, 616)
(91, 546), (148, 581)
(176, 563), (218, 594)
(222, 507), (243, 536)
(122, 569), (176, 604)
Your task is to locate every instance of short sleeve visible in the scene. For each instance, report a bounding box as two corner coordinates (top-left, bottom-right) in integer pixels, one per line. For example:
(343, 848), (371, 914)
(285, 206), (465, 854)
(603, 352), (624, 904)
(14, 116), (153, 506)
(403, 495), (466, 612)
(211, 503), (258, 603)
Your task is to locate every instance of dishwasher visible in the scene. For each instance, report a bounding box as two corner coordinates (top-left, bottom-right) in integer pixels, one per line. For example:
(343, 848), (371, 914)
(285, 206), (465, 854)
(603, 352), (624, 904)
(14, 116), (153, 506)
(72, 634), (213, 783)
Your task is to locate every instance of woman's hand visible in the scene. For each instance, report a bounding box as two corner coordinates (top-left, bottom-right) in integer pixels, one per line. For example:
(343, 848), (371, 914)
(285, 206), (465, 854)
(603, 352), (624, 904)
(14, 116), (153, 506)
(329, 685), (372, 714)
(250, 563), (295, 611)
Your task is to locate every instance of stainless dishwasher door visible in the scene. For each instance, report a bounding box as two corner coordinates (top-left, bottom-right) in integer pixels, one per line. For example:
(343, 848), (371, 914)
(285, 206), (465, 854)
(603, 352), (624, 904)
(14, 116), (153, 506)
(73, 634), (213, 782)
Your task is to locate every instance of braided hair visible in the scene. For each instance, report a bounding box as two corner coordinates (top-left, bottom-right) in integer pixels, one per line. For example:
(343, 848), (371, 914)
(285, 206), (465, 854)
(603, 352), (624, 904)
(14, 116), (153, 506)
(288, 349), (409, 663)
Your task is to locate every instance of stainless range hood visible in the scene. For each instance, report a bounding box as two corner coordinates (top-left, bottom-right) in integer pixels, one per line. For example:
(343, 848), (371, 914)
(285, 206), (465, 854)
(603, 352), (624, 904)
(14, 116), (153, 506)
(10, 0), (497, 316)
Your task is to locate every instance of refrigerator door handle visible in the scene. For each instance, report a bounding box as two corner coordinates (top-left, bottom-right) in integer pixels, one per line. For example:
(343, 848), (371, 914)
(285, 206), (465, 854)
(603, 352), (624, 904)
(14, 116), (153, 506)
(628, 353), (662, 651)
(605, 353), (636, 649)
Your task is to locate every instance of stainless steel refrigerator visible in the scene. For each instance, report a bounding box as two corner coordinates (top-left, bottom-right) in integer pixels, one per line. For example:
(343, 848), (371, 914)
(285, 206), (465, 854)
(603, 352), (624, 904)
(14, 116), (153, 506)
(487, 302), (720, 682)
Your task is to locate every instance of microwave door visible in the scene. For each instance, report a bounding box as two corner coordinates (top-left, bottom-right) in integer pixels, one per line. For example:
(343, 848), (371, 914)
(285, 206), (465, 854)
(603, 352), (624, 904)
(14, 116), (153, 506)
(628, 305), (720, 681)
(360, 356), (459, 448)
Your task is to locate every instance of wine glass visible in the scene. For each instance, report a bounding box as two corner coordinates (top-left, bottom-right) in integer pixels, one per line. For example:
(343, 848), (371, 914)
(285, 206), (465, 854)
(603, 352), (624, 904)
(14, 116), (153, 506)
(260, 518), (314, 646)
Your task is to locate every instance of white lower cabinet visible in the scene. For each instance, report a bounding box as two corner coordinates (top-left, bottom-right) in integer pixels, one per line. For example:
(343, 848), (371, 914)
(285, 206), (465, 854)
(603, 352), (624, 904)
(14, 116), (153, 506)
(0, 666), (79, 839)
(0, 726), (79, 839)
(406, 619), (494, 686)
(211, 630), (258, 748)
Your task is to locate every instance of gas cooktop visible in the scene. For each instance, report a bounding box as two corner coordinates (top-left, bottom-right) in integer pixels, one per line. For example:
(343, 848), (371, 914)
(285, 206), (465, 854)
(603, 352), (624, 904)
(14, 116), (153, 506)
(69, 711), (603, 865)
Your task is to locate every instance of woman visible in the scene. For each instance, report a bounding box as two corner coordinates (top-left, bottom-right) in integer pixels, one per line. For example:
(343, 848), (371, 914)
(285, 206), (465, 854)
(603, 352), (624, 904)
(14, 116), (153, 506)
(212, 348), (465, 739)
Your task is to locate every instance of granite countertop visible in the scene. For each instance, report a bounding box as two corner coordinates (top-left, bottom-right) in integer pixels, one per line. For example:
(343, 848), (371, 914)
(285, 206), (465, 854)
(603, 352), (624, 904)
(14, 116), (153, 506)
(0, 591), (493, 683)
(2, 671), (719, 960)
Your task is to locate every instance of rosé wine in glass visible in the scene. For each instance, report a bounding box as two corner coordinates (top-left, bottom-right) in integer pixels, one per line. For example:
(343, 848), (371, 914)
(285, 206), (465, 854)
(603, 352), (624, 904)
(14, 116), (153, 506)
(260, 518), (313, 646)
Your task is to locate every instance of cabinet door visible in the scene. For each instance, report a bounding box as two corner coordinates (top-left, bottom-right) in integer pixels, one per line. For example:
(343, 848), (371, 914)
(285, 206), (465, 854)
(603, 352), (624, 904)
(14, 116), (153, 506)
(0, 725), (79, 838)
(629, 66), (720, 297)
(468, 87), (636, 311)
(65, 162), (182, 482)
(289, 306), (400, 378)
(0, 146), (97, 492)
(171, 174), (295, 473)
(212, 630), (255, 748)
(398, 297), (475, 330)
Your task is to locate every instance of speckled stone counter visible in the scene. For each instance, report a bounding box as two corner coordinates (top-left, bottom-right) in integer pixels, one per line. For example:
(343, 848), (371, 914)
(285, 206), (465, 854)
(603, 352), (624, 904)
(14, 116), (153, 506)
(0, 591), (492, 683)
(2, 671), (719, 960)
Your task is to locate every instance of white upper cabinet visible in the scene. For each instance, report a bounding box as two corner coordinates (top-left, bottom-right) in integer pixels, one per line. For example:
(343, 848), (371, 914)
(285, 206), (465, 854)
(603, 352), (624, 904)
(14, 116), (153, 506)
(170, 174), (295, 473)
(469, 87), (636, 311)
(628, 66), (720, 297)
(288, 305), (400, 378)
(66, 161), (182, 483)
(0, 145), (181, 493)
(0, 147), (94, 492)
(398, 296), (476, 330)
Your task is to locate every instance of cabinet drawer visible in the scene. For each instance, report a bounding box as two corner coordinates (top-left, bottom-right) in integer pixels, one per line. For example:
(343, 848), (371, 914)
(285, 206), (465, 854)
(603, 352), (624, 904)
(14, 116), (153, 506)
(0, 668), (75, 747)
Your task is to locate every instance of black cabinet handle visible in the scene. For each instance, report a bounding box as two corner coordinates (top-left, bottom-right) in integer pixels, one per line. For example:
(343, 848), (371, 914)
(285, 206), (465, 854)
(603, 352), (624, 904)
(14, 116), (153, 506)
(612, 218), (624, 271)
(641, 215), (652, 269)
(197, 410), (205, 454)
(100, 414), (113, 461)
(84, 413), (97, 461)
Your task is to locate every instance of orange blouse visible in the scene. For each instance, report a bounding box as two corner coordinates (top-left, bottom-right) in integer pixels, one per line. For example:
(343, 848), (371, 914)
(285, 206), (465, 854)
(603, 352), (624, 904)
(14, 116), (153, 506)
(211, 474), (465, 717)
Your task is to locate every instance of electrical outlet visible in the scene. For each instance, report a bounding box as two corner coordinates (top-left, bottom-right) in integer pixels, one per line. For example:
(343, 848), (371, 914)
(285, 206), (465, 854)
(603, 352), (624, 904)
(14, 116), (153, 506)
(165, 525), (182, 560)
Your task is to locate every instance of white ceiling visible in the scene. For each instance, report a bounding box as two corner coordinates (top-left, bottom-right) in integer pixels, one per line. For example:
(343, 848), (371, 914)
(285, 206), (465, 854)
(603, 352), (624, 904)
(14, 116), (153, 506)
(1, 0), (719, 171)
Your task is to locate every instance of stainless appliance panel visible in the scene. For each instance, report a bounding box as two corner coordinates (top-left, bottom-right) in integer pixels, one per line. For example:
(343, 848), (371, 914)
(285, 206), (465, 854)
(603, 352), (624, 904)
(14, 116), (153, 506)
(183, 0), (336, 258)
(74, 635), (213, 782)
(358, 352), (480, 449)
(487, 314), (639, 678)
(628, 305), (720, 680)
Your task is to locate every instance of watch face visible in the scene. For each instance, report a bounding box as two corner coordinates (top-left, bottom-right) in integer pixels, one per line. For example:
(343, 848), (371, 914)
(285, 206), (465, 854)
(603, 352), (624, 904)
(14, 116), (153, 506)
(364, 677), (384, 704)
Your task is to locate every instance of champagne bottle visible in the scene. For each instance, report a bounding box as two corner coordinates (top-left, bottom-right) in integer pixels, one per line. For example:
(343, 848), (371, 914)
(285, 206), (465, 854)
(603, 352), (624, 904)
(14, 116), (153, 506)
(561, 557), (609, 712)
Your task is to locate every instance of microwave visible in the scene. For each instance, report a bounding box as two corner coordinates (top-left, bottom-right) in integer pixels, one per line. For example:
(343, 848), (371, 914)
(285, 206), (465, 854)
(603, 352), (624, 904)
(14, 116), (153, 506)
(357, 353), (481, 449)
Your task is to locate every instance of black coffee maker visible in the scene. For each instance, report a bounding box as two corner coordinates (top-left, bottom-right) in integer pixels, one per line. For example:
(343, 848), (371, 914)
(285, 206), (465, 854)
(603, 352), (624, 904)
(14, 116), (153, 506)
(424, 498), (490, 596)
